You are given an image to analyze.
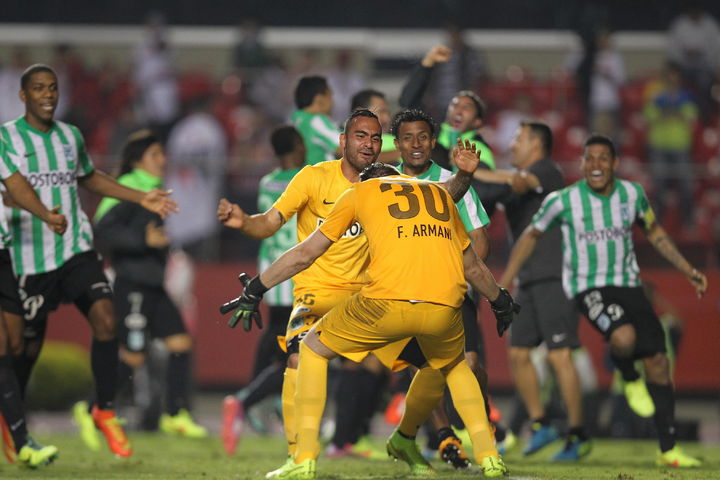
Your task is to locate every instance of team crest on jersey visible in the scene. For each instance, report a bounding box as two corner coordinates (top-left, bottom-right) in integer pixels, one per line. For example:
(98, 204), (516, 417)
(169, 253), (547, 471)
(63, 144), (75, 165)
(620, 204), (631, 223)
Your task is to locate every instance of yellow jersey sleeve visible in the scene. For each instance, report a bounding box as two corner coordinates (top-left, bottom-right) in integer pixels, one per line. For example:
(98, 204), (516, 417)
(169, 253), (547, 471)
(272, 165), (313, 222)
(318, 187), (357, 242)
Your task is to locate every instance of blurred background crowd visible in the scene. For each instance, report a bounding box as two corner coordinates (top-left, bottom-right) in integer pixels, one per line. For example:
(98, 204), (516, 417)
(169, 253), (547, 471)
(2, 2), (720, 266)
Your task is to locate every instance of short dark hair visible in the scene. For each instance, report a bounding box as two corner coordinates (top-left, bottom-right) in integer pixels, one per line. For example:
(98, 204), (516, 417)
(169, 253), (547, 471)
(343, 108), (379, 134)
(520, 120), (553, 156)
(294, 75), (329, 110)
(390, 109), (437, 138)
(271, 125), (302, 156)
(21, 63), (56, 90)
(583, 133), (617, 158)
(119, 129), (160, 177)
(455, 90), (486, 120)
(350, 89), (385, 111)
(359, 162), (400, 181)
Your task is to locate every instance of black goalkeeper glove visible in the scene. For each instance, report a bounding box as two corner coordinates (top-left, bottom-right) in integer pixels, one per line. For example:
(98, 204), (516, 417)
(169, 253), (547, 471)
(219, 273), (268, 331)
(489, 287), (520, 337)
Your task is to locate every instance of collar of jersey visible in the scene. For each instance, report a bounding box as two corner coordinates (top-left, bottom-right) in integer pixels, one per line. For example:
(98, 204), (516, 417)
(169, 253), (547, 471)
(18, 116), (56, 136)
(397, 159), (438, 179)
(580, 178), (618, 199)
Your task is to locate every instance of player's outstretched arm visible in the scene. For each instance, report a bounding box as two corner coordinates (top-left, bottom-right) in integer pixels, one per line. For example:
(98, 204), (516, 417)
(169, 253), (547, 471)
(79, 170), (179, 218)
(259, 229), (333, 289)
(645, 222), (708, 298)
(442, 139), (479, 202)
(499, 225), (543, 288)
(3, 171), (67, 234)
(472, 169), (540, 194)
(217, 198), (285, 239)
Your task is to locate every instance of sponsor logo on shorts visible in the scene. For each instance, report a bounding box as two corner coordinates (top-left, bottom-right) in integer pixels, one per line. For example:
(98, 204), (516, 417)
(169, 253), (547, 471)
(22, 294), (44, 321)
(551, 333), (567, 344)
(596, 313), (611, 332)
(125, 313), (147, 330)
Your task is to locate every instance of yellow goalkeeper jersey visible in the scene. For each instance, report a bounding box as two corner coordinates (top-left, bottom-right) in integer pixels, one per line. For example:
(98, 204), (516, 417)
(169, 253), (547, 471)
(319, 175), (470, 308)
(273, 159), (369, 292)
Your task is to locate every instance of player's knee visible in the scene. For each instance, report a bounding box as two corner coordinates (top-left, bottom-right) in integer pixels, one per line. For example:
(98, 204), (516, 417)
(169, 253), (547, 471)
(609, 326), (636, 358)
(286, 353), (299, 369)
(164, 333), (192, 353)
(123, 351), (146, 368)
(7, 335), (24, 357)
(464, 351), (479, 372)
(547, 347), (573, 367)
(509, 347), (531, 367)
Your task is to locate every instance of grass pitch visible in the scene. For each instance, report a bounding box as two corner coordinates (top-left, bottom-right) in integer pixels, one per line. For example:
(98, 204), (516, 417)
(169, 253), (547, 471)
(1, 433), (717, 480)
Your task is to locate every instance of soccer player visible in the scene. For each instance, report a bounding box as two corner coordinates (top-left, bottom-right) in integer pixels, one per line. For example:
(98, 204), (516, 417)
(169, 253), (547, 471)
(290, 76), (342, 165)
(474, 121), (589, 459)
(91, 129), (207, 441)
(217, 109), (478, 475)
(399, 45), (495, 172)
(393, 108), (492, 466)
(0, 138), (65, 468)
(0, 64), (177, 458)
(225, 161), (519, 479)
(501, 133), (707, 467)
(350, 89), (399, 163)
(222, 125), (305, 452)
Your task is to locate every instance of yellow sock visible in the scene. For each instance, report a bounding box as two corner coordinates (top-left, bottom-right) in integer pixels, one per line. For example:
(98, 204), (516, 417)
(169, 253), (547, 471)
(282, 367), (298, 457)
(399, 367), (445, 437)
(295, 342), (329, 463)
(445, 360), (497, 460)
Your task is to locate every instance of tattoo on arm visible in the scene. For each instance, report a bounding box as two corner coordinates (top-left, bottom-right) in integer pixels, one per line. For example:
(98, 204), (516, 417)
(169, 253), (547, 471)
(444, 173), (471, 203)
(277, 211), (286, 226)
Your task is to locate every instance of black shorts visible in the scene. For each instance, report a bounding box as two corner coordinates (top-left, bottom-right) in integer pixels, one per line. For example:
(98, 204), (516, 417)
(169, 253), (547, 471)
(0, 249), (22, 316)
(17, 251), (112, 339)
(461, 292), (485, 364)
(114, 277), (187, 353)
(575, 286), (666, 359)
(510, 280), (580, 350)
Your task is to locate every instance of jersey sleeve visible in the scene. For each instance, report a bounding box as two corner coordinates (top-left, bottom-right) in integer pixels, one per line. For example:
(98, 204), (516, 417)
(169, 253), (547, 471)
(0, 140), (20, 180)
(310, 115), (340, 151)
(70, 125), (95, 176)
(632, 182), (657, 230)
(272, 166), (312, 221)
(456, 186), (490, 232)
(531, 191), (564, 232)
(318, 186), (357, 242)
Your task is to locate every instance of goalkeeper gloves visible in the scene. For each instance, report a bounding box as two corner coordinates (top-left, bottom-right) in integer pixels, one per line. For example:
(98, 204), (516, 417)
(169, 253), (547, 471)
(220, 273), (268, 331)
(489, 287), (520, 337)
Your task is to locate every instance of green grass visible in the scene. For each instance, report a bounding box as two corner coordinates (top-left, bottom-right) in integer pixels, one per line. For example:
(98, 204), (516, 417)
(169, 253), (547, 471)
(1, 433), (718, 480)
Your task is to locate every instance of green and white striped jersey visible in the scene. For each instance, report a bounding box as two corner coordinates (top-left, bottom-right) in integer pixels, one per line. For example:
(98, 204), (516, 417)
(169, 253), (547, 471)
(258, 167), (301, 306)
(399, 160), (490, 231)
(0, 139), (21, 248)
(0, 118), (95, 275)
(290, 110), (339, 165)
(531, 179), (655, 298)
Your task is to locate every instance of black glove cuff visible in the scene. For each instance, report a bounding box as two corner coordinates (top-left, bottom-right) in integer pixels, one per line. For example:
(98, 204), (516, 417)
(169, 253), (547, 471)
(246, 276), (269, 297)
(490, 287), (512, 311)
